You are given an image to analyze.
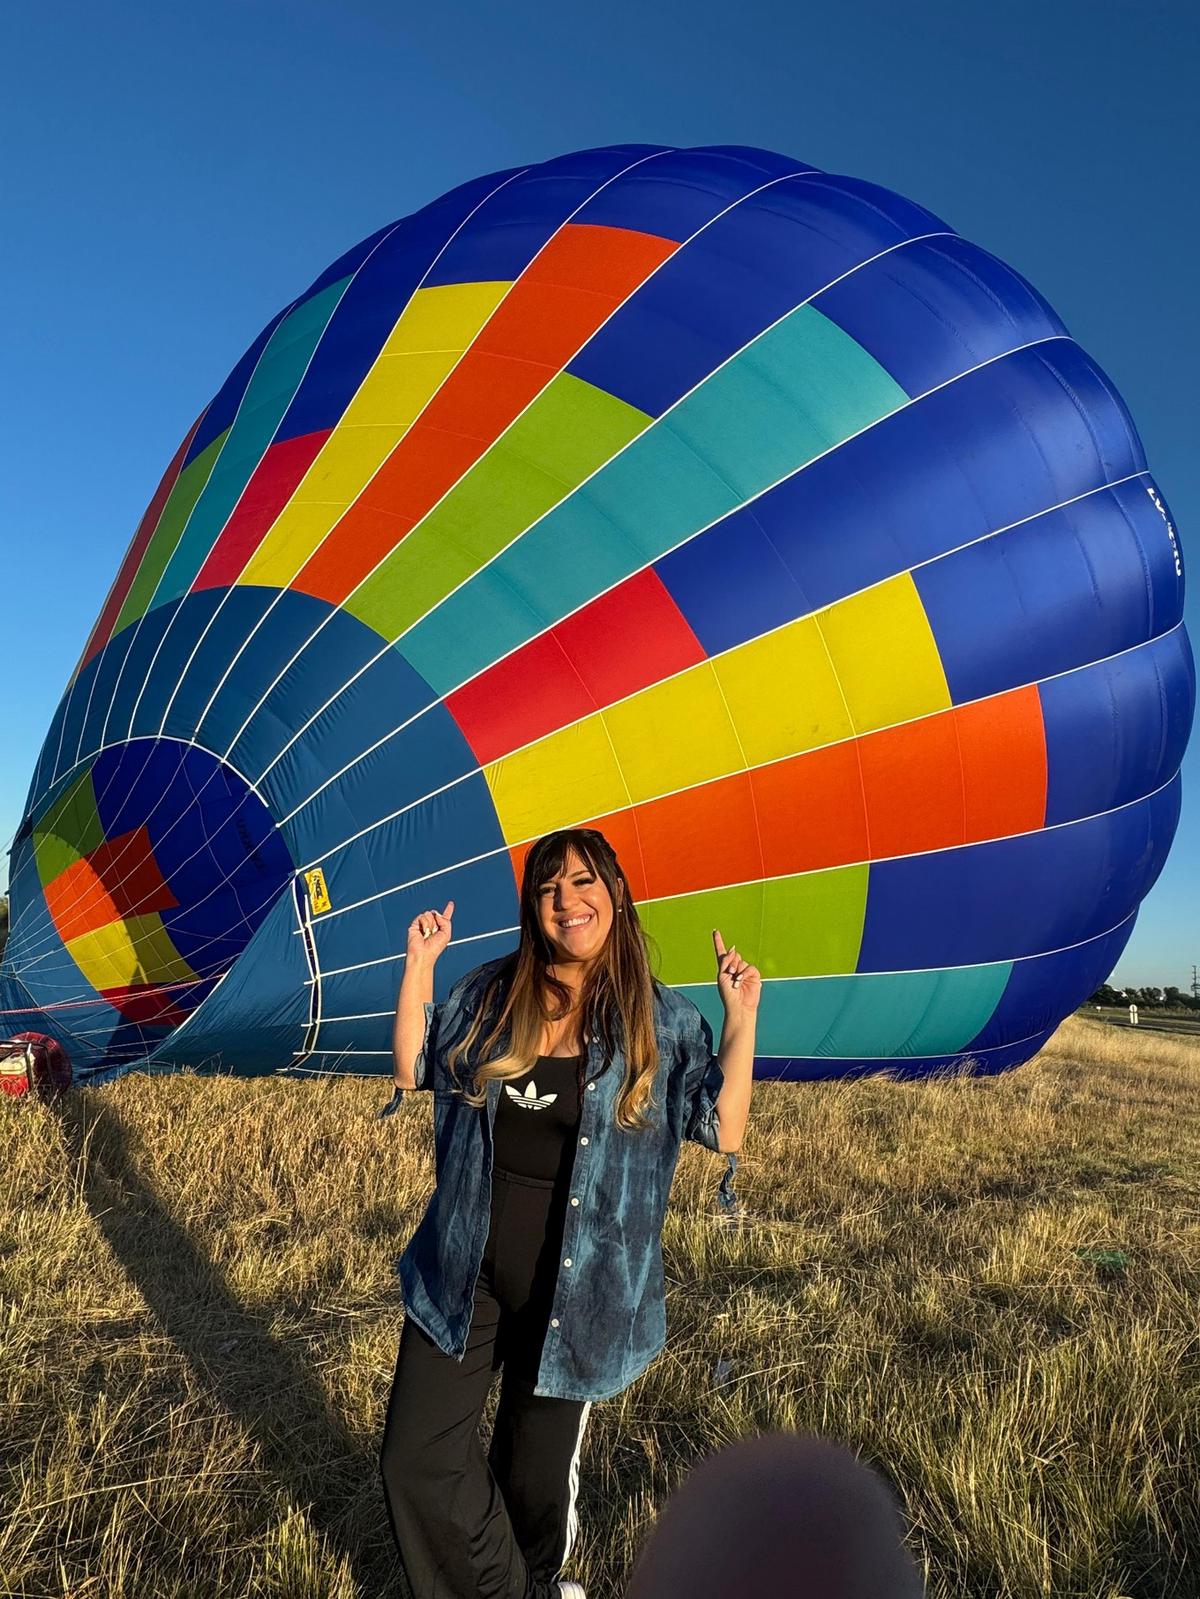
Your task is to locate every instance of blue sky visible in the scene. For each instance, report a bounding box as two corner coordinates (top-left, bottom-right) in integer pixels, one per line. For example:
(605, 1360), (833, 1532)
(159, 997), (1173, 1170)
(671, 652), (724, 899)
(3, 0), (1196, 988)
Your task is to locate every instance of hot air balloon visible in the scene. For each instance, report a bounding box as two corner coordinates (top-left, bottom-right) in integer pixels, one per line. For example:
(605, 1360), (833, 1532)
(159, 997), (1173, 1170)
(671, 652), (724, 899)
(1, 143), (1192, 1085)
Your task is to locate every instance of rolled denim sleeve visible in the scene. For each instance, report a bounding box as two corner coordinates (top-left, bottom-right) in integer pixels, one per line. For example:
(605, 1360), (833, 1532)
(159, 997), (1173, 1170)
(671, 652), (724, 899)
(683, 1006), (724, 1152)
(409, 1000), (443, 1090)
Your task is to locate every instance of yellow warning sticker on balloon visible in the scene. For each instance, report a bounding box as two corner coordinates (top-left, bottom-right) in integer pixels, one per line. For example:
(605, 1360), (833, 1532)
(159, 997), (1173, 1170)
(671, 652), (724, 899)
(304, 868), (332, 914)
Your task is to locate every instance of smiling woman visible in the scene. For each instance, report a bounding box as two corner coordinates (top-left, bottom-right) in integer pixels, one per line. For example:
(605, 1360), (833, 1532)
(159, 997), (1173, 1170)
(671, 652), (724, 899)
(382, 823), (758, 1599)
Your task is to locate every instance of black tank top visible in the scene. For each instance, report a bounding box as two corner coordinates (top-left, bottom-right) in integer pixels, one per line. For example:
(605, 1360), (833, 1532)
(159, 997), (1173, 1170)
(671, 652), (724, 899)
(492, 1052), (585, 1184)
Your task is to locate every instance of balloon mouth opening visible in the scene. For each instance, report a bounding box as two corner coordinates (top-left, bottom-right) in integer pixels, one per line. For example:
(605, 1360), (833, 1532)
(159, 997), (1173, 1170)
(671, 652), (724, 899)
(25, 739), (294, 1052)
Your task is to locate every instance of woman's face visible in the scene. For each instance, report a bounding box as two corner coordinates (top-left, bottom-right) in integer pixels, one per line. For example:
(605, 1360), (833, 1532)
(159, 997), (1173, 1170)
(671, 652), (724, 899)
(535, 846), (620, 972)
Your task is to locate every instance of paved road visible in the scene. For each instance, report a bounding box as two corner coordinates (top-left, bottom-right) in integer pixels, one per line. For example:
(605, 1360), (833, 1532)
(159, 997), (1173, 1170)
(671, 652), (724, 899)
(1080, 1008), (1200, 1040)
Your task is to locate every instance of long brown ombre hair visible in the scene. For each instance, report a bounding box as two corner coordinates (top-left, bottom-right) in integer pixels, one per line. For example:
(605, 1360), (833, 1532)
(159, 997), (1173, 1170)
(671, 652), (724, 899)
(445, 829), (663, 1132)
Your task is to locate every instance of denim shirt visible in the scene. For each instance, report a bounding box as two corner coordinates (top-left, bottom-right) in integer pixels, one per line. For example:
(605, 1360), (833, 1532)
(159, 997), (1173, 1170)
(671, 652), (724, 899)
(394, 956), (726, 1401)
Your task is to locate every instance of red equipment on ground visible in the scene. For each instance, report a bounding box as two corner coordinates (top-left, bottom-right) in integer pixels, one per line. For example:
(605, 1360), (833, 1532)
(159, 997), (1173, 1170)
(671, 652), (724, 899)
(0, 1032), (72, 1100)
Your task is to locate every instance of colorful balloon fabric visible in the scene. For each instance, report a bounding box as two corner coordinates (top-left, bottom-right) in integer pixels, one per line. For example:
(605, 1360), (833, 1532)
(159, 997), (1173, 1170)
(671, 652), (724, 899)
(1, 144), (1193, 1083)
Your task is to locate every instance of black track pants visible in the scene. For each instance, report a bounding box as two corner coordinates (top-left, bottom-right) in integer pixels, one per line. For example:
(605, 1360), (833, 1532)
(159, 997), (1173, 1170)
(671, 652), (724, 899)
(381, 1168), (593, 1599)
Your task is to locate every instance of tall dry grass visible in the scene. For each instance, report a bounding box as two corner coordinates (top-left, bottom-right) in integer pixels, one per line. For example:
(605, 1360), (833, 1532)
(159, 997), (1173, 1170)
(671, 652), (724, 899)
(1, 1012), (1197, 1598)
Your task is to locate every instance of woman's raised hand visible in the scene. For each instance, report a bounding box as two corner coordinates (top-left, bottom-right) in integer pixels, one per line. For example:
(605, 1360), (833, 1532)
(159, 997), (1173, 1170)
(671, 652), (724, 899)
(407, 900), (454, 965)
(712, 927), (761, 1015)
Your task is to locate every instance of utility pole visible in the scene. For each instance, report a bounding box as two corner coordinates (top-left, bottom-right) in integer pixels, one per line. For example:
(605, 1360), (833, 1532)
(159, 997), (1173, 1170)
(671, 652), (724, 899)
(1193, 964), (1199, 1001)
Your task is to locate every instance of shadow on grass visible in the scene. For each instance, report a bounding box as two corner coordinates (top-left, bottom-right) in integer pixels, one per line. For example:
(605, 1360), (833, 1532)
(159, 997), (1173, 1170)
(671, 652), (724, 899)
(55, 1091), (402, 1598)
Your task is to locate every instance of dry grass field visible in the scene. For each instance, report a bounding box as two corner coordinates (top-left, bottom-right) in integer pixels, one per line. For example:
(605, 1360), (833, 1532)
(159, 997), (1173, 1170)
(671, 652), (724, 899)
(2, 1013), (1198, 1599)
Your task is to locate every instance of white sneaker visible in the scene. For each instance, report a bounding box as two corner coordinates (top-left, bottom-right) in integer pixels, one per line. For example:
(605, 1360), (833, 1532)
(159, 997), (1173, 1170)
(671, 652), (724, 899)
(556, 1583), (587, 1599)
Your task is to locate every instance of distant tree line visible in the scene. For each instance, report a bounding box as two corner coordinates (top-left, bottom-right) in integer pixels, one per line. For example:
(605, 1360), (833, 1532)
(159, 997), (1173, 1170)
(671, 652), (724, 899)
(1089, 982), (1200, 1011)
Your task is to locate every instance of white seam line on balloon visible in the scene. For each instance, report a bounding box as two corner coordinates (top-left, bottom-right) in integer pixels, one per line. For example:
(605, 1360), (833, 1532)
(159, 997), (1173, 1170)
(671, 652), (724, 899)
(79, 298), (308, 780)
(18, 181), (515, 955)
(9, 470), (1170, 995)
(47, 315), (307, 909)
(4, 767), (304, 972)
(10, 466), (1162, 978)
(223, 164), (832, 781)
(291, 1050), (394, 1057)
(11, 879), (271, 978)
(6, 730), (273, 933)
(33, 968), (232, 1054)
(16, 998), (215, 1039)
(151, 258), (403, 740)
(722, 659), (770, 998)
(178, 163), (537, 745)
(14, 159), (824, 954)
(123, 285), (361, 747)
(309, 900), (1141, 993)
(58, 262), (382, 911)
(243, 220), (958, 797)
(191, 145), (679, 749)
(318, 924), (514, 979)
(269, 327), (1076, 832)
(42, 409), (209, 799)
(18, 156), (671, 965)
(3, 157), (684, 986)
(4, 162), (889, 888)
(9, 879), (270, 982)
(64, 204), (438, 876)
(216, 161), (819, 772)
(73, 409), (208, 681)
(294, 1010), (1081, 1061)
(259, 1061), (374, 1077)
(298, 743), (1184, 964)
(313, 1011), (399, 1023)
(6, 293), (1154, 981)
(29, 153), (674, 953)
(285, 444), (1148, 879)
(287, 1059), (379, 1076)
(711, 1014), (1064, 1063)
(47, 173), (527, 943)
(62, 1020), (190, 1041)
(6, 738), (278, 970)
(303, 881), (324, 1059)
(674, 913), (1142, 1015)
(25, 247), (524, 946)
(295, 876), (322, 1060)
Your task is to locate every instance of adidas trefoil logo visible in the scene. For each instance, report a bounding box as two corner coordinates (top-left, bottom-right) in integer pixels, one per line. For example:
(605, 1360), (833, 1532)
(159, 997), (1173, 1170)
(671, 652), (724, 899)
(504, 1080), (557, 1111)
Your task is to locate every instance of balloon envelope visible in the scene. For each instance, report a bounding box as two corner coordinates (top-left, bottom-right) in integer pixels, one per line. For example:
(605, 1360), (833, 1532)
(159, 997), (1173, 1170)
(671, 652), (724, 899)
(2, 144), (1193, 1082)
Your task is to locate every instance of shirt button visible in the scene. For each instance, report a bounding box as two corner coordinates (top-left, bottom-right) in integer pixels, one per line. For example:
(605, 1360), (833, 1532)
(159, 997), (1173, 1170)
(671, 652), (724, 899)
(586, 1082), (595, 1091)
(580, 1136), (589, 1145)
(563, 1258), (572, 1267)
(570, 1196), (580, 1206)
(551, 1318), (560, 1328)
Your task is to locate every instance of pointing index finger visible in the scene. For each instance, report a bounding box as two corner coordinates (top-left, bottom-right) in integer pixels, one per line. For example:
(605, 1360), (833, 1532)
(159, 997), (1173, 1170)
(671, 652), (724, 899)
(712, 928), (726, 958)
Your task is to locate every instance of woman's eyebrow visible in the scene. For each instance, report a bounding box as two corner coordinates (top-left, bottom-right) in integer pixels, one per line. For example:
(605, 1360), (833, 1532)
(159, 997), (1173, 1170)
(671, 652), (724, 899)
(538, 871), (593, 887)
